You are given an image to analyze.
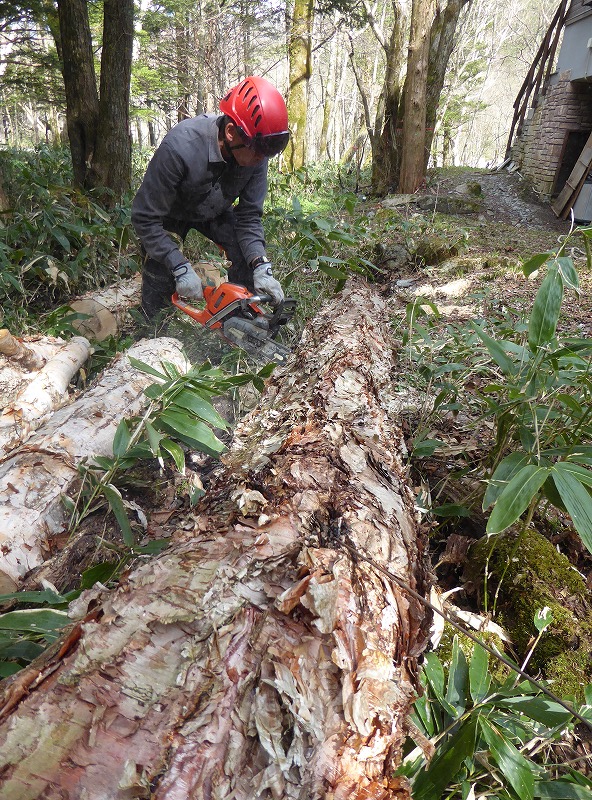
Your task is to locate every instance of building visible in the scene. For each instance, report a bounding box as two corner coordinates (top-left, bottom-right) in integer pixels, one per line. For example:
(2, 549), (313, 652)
(509, 0), (592, 214)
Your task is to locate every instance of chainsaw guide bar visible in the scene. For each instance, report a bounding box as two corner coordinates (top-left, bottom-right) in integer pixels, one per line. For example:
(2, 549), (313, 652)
(172, 283), (296, 365)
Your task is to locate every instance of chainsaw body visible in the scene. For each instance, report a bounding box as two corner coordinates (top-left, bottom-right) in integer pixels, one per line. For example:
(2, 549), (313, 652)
(172, 283), (296, 364)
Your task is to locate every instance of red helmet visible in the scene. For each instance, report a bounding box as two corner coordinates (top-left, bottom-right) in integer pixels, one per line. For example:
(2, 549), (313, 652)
(220, 76), (290, 157)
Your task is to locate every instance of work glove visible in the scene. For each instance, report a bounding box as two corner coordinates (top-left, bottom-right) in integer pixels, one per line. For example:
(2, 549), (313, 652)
(171, 262), (203, 300)
(253, 261), (285, 305)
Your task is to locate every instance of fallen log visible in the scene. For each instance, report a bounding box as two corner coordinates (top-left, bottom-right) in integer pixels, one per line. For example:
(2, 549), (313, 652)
(0, 338), (188, 592)
(0, 282), (429, 799)
(0, 335), (92, 459)
(69, 274), (142, 341)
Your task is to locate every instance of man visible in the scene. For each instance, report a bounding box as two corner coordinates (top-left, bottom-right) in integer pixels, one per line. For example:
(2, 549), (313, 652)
(131, 76), (290, 319)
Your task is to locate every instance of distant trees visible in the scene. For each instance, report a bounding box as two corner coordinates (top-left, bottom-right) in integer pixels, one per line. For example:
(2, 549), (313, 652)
(0, 0), (558, 196)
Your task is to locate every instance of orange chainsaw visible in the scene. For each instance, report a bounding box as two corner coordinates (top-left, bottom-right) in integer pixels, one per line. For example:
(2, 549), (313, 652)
(172, 283), (296, 364)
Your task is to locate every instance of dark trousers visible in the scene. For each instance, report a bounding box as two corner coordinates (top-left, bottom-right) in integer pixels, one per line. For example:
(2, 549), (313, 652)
(141, 210), (254, 318)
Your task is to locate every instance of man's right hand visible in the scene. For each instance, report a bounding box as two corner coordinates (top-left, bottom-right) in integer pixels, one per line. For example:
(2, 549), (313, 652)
(171, 262), (203, 300)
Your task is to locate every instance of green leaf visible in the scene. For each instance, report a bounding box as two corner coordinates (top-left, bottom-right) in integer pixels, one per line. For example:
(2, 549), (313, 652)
(556, 257), (579, 291)
(412, 694), (435, 738)
(157, 411), (226, 457)
(412, 438), (444, 457)
(469, 642), (491, 703)
(470, 322), (516, 376)
(80, 561), (119, 589)
(257, 362), (276, 379)
(433, 503), (471, 517)
(128, 356), (167, 380)
(0, 608), (69, 633)
(172, 389), (228, 429)
(0, 662), (22, 677)
(534, 606), (553, 633)
(412, 717), (479, 800)
(0, 639), (45, 662)
(522, 252), (552, 277)
(133, 539), (170, 555)
(480, 715), (535, 800)
(553, 461), (592, 489)
(484, 453), (533, 511)
(497, 696), (572, 727)
(91, 455), (118, 471)
(446, 636), (469, 713)
(52, 228), (71, 252)
(551, 465), (592, 555)
(144, 420), (165, 456)
(423, 652), (445, 699)
(487, 466), (550, 534)
(535, 780), (592, 800)
(160, 439), (186, 473)
(0, 589), (67, 606)
(528, 265), (564, 353)
(112, 418), (131, 457)
(102, 484), (135, 547)
(318, 263), (348, 280)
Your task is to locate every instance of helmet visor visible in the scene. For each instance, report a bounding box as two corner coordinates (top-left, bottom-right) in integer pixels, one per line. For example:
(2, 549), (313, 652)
(244, 131), (290, 157)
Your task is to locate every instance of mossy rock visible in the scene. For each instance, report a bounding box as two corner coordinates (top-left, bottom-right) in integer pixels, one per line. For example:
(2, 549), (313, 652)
(414, 235), (460, 266)
(465, 529), (592, 700)
(416, 195), (483, 215)
(436, 623), (511, 685)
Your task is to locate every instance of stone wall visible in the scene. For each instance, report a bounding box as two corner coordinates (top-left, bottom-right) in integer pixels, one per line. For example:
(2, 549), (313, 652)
(512, 71), (592, 198)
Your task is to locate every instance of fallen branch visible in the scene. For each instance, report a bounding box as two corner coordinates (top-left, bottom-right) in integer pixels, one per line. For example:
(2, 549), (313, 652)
(0, 336), (91, 459)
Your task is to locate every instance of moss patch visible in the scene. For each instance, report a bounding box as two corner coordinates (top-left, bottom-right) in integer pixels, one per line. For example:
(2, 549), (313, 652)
(465, 529), (592, 700)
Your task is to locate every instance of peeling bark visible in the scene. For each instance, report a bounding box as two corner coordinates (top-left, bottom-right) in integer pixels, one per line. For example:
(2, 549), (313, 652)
(0, 338), (188, 592)
(0, 282), (429, 799)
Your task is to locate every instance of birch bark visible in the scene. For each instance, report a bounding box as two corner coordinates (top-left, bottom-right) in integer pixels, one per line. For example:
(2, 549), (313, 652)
(0, 338), (188, 592)
(0, 282), (429, 800)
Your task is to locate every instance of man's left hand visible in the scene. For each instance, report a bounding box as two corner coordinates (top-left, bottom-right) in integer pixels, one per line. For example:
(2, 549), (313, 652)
(253, 262), (284, 305)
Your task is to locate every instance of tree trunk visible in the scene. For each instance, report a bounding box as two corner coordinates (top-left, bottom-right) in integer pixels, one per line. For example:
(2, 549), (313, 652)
(371, 2), (407, 195)
(424, 0), (472, 170)
(0, 339), (188, 593)
(68, 274), (142, 341)
(287, 0), (314, 170)
(319, 19), (338, 159)
(89, 0), (134, 202)
(56, 0), (100, 189)
(57, 0), (132, 201)
(399, 0), (436, 193)
(0, 282), (429, 799)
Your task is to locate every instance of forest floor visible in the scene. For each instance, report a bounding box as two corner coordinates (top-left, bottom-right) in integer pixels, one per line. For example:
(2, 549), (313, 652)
(370, 166), (592, 338)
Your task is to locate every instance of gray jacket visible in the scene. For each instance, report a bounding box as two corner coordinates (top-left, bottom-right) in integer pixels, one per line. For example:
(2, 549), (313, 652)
(131, 114), (268, 272)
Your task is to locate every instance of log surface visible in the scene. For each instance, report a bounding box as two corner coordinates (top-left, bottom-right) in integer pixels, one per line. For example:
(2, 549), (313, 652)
(0, 338), (188, 591)
(0, 282), (429, 800)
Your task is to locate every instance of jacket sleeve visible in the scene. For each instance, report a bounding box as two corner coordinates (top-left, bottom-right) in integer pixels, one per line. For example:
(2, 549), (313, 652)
(233, 161), (268, 267)
(131, 142), (188, 272)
